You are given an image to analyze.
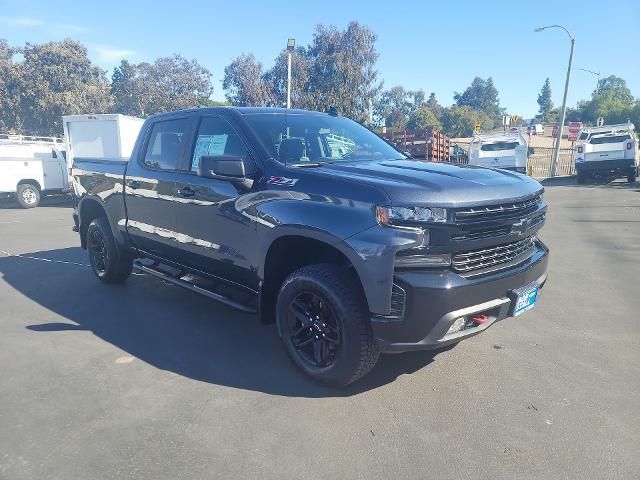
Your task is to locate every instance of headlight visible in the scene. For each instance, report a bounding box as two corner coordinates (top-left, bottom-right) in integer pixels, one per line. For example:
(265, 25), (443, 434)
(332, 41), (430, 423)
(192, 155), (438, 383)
(376, 206), (448, 226)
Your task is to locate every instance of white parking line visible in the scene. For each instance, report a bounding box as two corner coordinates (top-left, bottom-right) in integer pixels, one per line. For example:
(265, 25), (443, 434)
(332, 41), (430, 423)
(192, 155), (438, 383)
(0, 250), (90, 268)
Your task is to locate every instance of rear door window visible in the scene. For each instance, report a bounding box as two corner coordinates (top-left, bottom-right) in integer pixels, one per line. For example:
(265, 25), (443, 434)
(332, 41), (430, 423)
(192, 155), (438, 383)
(480, 142), (519, 151)
(589, 135), (631, 145)
(143, 118), (189, 170)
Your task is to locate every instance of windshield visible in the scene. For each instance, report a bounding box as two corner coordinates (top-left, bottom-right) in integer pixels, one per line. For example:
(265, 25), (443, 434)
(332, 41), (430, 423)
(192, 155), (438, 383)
(589, 134), (631, 145)
(480, 141), (519, 152)
(244, 113), (405, 165)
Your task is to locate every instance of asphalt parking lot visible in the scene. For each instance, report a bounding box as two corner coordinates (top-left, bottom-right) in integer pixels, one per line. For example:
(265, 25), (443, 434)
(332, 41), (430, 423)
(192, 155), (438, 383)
(1, 180), (639, 480)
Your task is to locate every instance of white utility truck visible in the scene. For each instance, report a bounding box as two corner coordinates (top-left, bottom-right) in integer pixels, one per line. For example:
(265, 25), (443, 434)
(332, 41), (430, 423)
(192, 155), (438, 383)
(0, 134), (68, 208)
(574, 122), (638, 184)
(468, 130), (529, 173)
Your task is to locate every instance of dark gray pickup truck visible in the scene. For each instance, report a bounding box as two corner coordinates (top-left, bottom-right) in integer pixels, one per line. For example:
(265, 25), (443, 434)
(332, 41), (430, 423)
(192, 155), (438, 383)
(71, 107), (549, 386)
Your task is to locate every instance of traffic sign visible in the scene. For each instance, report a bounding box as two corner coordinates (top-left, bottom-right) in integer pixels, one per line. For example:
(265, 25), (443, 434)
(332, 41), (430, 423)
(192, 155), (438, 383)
(474, 123), (481, 133)
(568, 122), (582, 142)
(512, 114), (519, 123)
(597, 117), (604, 127)
(552, 124), (559, 138)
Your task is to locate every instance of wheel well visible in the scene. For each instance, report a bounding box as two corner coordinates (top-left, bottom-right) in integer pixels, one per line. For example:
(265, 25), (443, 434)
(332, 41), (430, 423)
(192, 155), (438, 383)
(17, 179), (41, 191)
(260, 235), (364, 324)
(79, 199), (107, 249)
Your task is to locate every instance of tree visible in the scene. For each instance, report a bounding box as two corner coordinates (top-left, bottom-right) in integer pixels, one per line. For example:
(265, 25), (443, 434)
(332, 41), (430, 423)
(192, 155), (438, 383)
(0, 39), (22, 132)
(441, 105), (492, 137)
(262, 47), (312, 108)
(454, 77), (503, 120)
(426, 92), (444, 119)
(298, 21), (381, 121)
(222, 53), (270, 106)
(111, 54), (213, 116)
(406, 107), (442, 131)
(111, 60), (145, 116)
(374, 86), (411, 128)
(574, 75), (635, 125)
(537, 78), (553, 122)
(19, 39), (113, 135)
(374, 87), (429, 128)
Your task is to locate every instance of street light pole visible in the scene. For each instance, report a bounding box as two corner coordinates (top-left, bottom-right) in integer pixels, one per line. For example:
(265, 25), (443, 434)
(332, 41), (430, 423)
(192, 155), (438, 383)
(535, 25), (574, 177)
(286, 38), (295, 109)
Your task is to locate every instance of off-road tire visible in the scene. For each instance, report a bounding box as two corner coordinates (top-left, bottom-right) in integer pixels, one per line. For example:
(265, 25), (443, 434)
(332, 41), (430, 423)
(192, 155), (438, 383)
(276, 264), (380, 387)
(16, 183), (40, 208)
(86, 216), (132, 284)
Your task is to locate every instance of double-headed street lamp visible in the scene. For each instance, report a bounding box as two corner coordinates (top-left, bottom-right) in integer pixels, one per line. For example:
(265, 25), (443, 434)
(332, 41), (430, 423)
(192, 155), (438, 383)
(535, 25), (575, 177)
(286, 38), (295, 109)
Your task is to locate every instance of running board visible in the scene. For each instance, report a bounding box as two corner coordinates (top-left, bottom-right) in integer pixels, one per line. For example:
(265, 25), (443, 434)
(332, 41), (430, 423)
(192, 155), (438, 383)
(133, 261), (257, 313)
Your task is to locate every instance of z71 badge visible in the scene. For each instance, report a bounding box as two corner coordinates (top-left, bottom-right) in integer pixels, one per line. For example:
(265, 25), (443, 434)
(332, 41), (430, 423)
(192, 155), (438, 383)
(267, 176), (299, 187)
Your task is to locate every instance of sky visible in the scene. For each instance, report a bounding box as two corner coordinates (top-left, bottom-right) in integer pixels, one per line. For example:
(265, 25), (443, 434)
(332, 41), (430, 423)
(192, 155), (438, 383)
(1, 0), (638, 118)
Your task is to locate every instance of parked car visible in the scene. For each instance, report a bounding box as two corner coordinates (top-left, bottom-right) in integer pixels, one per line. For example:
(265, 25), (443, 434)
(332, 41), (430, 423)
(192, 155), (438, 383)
(0, 134), (68, 208)
(575, 122), (638, 183)
(468, 130), (530, 173)
(71, 107), (549, 386)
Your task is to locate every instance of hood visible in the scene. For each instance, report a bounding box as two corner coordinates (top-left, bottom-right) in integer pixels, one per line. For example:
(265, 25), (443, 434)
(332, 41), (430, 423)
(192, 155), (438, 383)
(318, 159), (542, 207)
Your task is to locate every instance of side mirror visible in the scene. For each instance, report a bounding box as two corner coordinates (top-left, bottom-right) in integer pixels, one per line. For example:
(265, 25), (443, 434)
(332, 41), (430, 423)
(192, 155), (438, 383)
(528, 147), (535, 155)
(403, 151), (413, 158)
(198, 155), (246, 180)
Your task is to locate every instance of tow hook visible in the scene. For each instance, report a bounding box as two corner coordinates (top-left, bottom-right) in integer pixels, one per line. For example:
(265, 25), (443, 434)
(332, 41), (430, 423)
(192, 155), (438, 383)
(470, 314), (489, 326)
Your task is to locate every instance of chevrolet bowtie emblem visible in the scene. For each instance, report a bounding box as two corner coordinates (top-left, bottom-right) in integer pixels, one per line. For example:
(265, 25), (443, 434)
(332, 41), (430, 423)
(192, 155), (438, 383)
(512, 218), (530, 235)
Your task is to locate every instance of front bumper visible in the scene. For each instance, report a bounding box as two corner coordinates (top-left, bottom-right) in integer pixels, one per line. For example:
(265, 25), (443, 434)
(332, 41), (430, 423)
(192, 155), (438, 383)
(372, 240), (549, 353)
(576, 158), (636, 176)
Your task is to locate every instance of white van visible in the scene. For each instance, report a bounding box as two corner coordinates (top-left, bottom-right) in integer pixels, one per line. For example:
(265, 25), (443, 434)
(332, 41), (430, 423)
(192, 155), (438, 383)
(575, 122), (638, 183)
(468, 130), (529, 173)
(63, 114), (144, 166)
(0, 135), (68, 208)
(527, 124), (544, 136)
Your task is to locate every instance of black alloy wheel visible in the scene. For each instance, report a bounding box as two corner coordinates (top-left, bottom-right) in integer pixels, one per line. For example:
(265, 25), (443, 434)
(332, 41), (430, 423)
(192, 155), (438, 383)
(89, 229), (109, 274)
(287, 291), (341, 368)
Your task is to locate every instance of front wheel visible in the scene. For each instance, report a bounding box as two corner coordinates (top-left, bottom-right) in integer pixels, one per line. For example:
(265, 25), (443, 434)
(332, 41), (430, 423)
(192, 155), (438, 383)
(86, 216), (132, 284)
(628, 168), (637, 183)
(276, 264), (380, 387)
(16, 183), (40, 208)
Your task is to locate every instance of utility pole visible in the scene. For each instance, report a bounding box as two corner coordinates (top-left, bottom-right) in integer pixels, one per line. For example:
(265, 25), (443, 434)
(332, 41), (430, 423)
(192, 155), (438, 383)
(535, 25), (575, 177)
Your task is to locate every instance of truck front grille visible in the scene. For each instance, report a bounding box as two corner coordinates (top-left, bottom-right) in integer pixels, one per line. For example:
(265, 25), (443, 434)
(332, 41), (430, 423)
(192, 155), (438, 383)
(454, 195), (542, 223)
(452, 236), (536, 273)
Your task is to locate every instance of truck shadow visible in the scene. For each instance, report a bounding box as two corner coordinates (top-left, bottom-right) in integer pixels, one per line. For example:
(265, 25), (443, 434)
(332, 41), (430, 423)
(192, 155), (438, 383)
(0, 247), (450, 397)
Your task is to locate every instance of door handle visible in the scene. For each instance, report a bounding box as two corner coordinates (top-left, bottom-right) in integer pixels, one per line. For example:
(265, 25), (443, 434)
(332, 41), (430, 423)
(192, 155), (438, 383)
(127, 180), (140, 190)
(178, 186), (195, 197)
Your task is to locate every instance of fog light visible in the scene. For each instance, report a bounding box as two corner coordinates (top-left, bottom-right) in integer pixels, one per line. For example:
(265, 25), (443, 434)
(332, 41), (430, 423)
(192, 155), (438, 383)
(447, 316), (466, 334)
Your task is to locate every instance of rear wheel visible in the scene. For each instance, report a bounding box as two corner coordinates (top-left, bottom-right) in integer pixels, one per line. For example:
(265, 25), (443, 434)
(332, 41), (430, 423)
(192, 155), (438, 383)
(276, 264), (379, 387)
(87, 216), (132, 284)
(16, 183), (40, 208)
(577, 173), (586, 184)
